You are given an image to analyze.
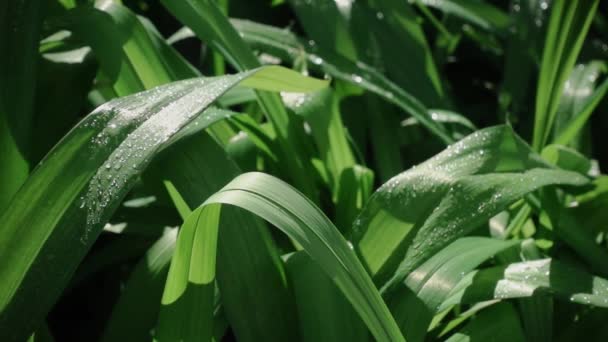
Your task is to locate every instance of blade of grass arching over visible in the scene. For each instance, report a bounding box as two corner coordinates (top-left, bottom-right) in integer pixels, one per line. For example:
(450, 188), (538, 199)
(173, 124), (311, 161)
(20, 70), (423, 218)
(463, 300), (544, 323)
(352, 125), (588, 290)
(387, 237), (520, 342)
(153, 132), (300, 342)
(158, 172), (406, 342)
(444, 303), (525, 342)
(0, 0), (44, 213)
(532, 0), (599, 151)
(230, 19), (455, 144)
(160, 0), (319, 199)
(285, 251), (369, 342)
(441, 259), (608, 309)
(0, 66), (325, 341)
(553, 62), (608, 147)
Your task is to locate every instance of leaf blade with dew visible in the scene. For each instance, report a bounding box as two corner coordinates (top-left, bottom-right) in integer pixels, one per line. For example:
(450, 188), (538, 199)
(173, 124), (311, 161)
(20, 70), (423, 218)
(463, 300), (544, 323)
(388, 237), (520, 342)
(350, 0), (447, 107)
(158, 172), (406, 342)
(69, 2), (238, 144)
(441, 258), (608, 309)
(230, 18), (455, 144)
(352, 125), (588, 290)
(160, 0), (320, 199)
(0, 66), (326, 341)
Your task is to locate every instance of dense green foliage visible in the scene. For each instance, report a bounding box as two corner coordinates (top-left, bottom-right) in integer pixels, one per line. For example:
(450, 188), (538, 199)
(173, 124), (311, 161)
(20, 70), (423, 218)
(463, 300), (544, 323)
(1, 0), (608, 341)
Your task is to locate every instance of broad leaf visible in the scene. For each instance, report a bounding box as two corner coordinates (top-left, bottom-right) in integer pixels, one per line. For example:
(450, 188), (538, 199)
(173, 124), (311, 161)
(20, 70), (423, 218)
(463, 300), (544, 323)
(0, 66), (326, 341)
(442, 259), (608, 309)
(158, 172), (405, 342)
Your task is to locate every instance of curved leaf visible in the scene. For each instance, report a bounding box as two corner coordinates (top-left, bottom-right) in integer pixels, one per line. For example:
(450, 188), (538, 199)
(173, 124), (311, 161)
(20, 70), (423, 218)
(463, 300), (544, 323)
(352, 125), (588, 292)
(0, 66), (326, 341)
(390, 237), (520, 341)
(158, 172), (405, 342)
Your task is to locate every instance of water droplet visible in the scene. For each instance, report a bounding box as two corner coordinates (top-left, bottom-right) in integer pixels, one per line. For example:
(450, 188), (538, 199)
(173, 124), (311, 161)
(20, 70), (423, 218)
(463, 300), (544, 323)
(376, 12), (384, 20)
(310, 55), (323, 65)
(351, 74), (363, 83)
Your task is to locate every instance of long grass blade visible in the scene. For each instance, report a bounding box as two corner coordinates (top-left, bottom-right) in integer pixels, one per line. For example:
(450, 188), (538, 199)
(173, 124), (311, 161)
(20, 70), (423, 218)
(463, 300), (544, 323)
(0, 66), (325, 341)
(158, 172), (406, 342)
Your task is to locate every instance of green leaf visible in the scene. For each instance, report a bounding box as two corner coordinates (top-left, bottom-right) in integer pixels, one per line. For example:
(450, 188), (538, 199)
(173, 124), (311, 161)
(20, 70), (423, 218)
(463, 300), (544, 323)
(286, 0), (357, 60)
(69, 2), (239, 144)
(0, 0), (44, 212)
(366, 95), (405, 182)
(500, 0), (549, 120)
(158, 172), (405, 342)
(444, 302), (525, 342)
(69, 3), (173, 96)
(160, 0), (320, 199)
(541, 144), (591, 175)
(353, 125), (588, 290)
(154, 132), (300, 342)
(335, 165), (375, 233)
(284, 88), (356, 194)
(532, 0), (600, 151)
(442, 259), (608, 309)
(0, 66), (325, 341)
(541, 191), (608, 277)
(553, 62), (608, 147)
(102, 228), (177, 342)
(390, 237), (520, 342)
(418, 0), (511, 34)
(231, 18), (455, 144)
(285, 251), (368, 342)
(351, 0), (447, 106)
